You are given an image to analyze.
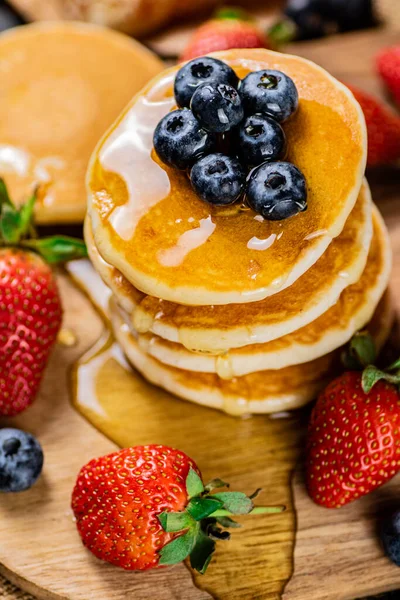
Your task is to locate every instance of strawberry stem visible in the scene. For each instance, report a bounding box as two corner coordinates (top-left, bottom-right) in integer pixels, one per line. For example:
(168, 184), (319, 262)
(214, 7), (252, 21)
(268, 19), (297, 47)
(210, 506), (285, 517)
(0, 179), (87, 264)
(158, 469), (286, 573)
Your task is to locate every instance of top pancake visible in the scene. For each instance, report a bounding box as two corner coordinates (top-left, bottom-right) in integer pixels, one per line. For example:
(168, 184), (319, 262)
(88, 48), (367, 305)
(0, 22), (163, 224)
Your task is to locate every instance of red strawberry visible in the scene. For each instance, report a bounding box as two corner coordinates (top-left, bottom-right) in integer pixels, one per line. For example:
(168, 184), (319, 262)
(72, 444), (283, 572)
(377, 45), (400, 105)
(0, 180), (87, 416)
(181, 8), (270, 62)
(0, 250), (62, 416)
(306, 334), (400, 509)
(346, 84), (400, 166)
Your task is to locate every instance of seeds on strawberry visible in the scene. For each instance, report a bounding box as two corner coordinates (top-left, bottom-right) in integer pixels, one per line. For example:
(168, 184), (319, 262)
(72, 445), (199, 571)
(71, 444), (284, 572)
(0, 179), (87, 416)
(0, 250), (62, 416)
(306, 370), (400, 509)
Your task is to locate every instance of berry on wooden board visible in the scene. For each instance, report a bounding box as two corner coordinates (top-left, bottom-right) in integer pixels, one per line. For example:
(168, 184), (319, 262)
(72, 444), (284, 573)
(306, 333), (400, 509)
(0, 180), (87, 416)
(381, 510), (400, 567)
(0, 428), (43, 492)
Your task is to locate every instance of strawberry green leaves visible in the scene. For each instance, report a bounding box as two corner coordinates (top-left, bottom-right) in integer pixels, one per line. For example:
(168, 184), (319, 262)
(158, 511), (194, 533)
(189, 531), (216, 574)
(362, 365), (400, 394)
(187, 496), (223, 520)
(159, 528), (199, 566)
(186, 468), (205, 498)
(340, 331), (400, 395)
(0, 179), (87, 263)
(342, 331), (377, 370)
(21, 236), (87, 263)
(158, 468), (285, 573)
(212, 491), (253, 515)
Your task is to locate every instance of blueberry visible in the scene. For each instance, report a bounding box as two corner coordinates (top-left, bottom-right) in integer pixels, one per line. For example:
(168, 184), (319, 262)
(174, 57), (239, 108)
(153, 108), (215, 170)
(285, 0), (376, 39)
(190, 153), (246, 205)
(239, 70), (299, 122)
(238, 114), (286, 167)
(0, 428), (43, 492)
(0, 2), (24, 32)
(246, 161), (307, 221)
(285, 0), (330, 39)
(191, 83), (244, 133)
(381, 510), (400, 566)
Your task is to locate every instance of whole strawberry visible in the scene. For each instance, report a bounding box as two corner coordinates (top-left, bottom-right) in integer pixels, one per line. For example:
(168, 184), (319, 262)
(306, 334), (400, 508)
(346, 84), (400, 166)
(180, 9), (270, 62)
(0, 180), (87, 416)
(72, 444), (283, 572)
(377, 45), (400, 105)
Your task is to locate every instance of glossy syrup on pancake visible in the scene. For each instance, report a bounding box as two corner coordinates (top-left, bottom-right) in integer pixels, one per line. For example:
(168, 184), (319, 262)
(110, 293), (393, 416)
(86, 181), (373, 352)
(0, 22), (163, 224)
(88, 48), (367, 306)
(119, 205), (391, 377)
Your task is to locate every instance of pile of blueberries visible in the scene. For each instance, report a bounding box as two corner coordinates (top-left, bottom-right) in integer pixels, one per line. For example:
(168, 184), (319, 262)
(153, 57), (307, 222)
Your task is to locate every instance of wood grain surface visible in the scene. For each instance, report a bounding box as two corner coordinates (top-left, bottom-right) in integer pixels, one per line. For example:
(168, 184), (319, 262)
(0, 28), (400, 600)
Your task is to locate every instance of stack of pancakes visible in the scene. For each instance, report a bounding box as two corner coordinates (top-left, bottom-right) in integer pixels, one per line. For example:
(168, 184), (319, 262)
(85, 49), (393, 416)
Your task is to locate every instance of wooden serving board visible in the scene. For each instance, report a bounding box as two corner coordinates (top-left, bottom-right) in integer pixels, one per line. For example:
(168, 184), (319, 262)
(0, 30), (400, 600)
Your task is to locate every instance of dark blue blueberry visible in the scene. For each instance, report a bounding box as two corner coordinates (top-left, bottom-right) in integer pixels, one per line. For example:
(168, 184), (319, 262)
(0, 428), (43, 492)
(381, 510), (400, 567)
(190, 83), (244, 133)
(246, 161), (307, 221)
(238, 114), (286, 167)
(190, 153), (246, 206)
(239, 70), (298, 122)
(284, 0), (330, 39)
(174, 57), (239, 108)
(285, 0), (376, 39)
(153, 108), (215, 170)
(0, 2), (24, 32)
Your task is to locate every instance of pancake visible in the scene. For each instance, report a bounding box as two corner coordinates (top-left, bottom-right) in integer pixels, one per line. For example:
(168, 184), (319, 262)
(0, 22), (163, 224)
(110, 293), (393, 416)
(85, 180), (373, 353)
(87, 48), (367, 306)
(120, 206), (392, 376)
